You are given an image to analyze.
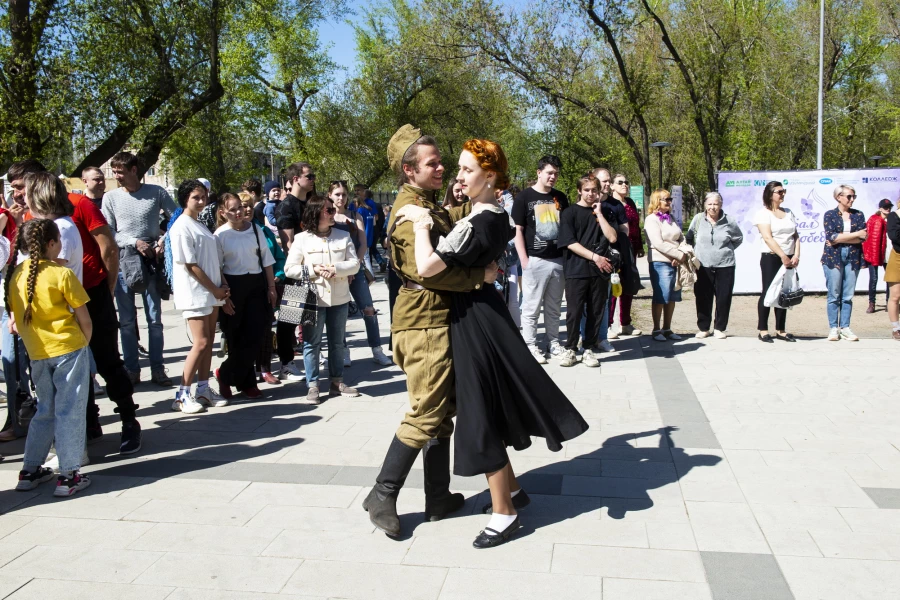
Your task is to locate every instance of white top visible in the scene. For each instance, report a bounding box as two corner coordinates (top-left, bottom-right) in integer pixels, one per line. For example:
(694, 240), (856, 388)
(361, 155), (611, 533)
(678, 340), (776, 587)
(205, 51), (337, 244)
(843, 219), (852, 233)
(214, 223), (275, 276)
(753, 207), (797, 254)
(169, 215), (224, 311)
(55, 216), (84, 283)
(284, 229), (359, 307)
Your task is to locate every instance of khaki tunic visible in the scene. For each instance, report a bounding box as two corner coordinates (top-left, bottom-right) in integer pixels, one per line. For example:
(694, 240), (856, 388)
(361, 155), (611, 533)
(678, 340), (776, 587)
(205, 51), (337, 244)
(388, 185), (483, 447)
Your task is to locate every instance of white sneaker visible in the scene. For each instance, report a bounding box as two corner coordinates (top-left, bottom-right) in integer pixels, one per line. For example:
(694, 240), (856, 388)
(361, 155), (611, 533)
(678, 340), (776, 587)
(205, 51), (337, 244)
(172, 393), (206, 414)
(713, 329), (727, 339)
(548, 341), (564, 356)
(596, 340), (614, 353)
(840, 327), (859, 342)
(608, 329), (619, 339)
(280, 360), (305, 381)
(529, 345), (548, 364)
(827, 327), (840, 341)
(344, 347), (352, 367)
(582, 349), (600, 368)
(558, 349), (578, 367)
(371, 346), (392, 366)
(196, 387), (229, 408)
(696, 330), (710, 339)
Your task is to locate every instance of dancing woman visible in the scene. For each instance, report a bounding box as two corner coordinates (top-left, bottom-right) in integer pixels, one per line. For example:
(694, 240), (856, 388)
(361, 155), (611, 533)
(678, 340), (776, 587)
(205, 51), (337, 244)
(395, 139), (588, 548)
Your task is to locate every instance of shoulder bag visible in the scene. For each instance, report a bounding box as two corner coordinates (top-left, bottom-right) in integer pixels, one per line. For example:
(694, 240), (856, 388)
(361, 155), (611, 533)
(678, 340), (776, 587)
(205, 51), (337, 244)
(278, 265), (317, 326)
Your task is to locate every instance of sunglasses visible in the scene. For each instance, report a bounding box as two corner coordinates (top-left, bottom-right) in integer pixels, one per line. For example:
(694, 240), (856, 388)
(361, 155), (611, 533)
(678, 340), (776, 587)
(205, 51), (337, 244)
(324, 207), (336, 215)
(841, 194), (857, 200)
(615, 180), (629, 186)
(304, 173), (316, 180)
(773, 190), (786, 196)
(330, 180), (348, 186)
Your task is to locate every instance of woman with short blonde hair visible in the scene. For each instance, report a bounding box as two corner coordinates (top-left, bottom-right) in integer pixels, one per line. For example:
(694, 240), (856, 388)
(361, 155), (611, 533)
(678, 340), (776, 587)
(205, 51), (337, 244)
(643, 189), (685, 341)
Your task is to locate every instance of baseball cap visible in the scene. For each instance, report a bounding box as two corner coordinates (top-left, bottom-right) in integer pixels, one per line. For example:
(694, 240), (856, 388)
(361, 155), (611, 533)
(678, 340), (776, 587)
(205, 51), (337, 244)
(879, 199), (894, 210)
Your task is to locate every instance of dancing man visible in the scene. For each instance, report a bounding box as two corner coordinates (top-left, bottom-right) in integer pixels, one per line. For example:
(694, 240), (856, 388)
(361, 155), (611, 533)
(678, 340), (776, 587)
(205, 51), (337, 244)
(363, 124), (497, 537)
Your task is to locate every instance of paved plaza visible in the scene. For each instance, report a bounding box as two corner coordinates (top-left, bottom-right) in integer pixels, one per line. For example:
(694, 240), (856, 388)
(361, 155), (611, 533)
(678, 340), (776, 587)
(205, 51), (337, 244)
(0, 278), (897, 600)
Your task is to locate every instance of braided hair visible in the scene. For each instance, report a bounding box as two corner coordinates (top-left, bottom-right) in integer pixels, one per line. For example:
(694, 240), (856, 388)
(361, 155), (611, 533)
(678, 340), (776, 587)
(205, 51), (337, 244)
(4, 219), (60, 325)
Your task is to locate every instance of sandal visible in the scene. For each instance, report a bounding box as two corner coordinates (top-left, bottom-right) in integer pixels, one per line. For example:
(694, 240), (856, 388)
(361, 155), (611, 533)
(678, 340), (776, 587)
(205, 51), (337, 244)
(473, 516), (521, 549)
(652, 330), (666, 342)
(663, 330), (682, 341)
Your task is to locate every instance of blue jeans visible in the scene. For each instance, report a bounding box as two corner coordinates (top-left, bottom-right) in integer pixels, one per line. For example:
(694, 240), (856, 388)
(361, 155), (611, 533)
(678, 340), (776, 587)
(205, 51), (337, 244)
(115, 272), (164, 372)
(347, 265), (381, 348)
(823, 246), (859, 329)
(1, 309), (30, 436)
(868, 264), (889, 303)
(302, 303), (349, 385)
(24, 347), (89, 474)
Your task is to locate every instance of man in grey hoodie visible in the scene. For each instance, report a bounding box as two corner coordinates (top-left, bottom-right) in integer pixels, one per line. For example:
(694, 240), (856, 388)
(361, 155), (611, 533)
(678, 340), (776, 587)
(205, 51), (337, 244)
(685, 192), (744, 338)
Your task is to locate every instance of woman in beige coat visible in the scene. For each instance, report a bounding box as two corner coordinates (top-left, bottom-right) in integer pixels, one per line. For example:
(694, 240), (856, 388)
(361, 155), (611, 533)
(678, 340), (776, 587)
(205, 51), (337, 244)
(643, 189), (686, 341)
(284, 196), (361, 403)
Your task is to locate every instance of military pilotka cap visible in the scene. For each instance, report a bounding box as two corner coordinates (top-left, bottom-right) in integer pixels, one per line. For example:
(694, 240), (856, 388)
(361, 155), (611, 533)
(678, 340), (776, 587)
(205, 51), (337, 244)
(387, 124), (422, 172)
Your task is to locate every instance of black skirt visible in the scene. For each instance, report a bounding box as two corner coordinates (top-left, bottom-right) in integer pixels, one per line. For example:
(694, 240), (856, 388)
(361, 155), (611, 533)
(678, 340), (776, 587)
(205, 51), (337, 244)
(450, 286), (589, 477)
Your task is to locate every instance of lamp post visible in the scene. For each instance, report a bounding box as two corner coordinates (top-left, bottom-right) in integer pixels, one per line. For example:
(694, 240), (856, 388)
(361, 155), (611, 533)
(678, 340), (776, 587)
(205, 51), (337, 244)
(870, 155), (884, 168)
(816, 0), (824, 169)
(650, 141), (673, 189)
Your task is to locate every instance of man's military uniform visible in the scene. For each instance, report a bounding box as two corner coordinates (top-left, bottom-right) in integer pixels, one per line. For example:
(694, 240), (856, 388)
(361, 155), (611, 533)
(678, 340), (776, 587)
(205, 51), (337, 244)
(389, 185), (484, 446)
(363, 125), (484, 538)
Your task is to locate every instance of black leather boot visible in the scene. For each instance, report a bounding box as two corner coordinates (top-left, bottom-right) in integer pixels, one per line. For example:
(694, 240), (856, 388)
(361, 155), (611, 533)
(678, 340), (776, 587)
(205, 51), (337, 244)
(363, 435), (420, 537)
(422, 437), (465, 521)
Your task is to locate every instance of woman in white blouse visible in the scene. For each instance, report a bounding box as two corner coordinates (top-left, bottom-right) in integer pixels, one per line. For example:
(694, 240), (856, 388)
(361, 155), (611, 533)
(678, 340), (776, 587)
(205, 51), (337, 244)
(752, 181), (800, 343)
(284, 196), (361, 404)
(214, 193), (276, 400)
(643, 189), (685, 341)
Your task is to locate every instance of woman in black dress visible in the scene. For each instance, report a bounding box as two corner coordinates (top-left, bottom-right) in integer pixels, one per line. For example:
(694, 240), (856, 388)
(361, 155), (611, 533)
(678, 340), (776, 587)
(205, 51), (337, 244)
(395, 139), (588, 548)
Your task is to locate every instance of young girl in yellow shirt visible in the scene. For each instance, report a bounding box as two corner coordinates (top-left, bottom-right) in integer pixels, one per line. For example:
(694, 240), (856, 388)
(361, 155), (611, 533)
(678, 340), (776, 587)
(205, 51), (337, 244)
(5, 219), (93, 497)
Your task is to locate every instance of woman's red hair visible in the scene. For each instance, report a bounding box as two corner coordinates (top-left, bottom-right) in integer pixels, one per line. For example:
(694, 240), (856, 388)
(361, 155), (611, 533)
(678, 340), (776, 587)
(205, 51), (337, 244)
(463, 139), (510, 190)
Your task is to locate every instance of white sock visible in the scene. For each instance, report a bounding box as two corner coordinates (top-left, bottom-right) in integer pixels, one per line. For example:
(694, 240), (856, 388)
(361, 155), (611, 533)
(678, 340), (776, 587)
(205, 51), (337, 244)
(176, 385), (188, 399)
(196, 380), (209, 395)
(484, 513), (517, 536)
(892, 321), (900, 331)
(510, 489), (521, 498)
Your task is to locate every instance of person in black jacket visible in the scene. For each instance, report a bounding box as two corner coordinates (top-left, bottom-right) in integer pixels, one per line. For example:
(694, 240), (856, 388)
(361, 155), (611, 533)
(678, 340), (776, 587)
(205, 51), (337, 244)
(884, 205), (900, 340)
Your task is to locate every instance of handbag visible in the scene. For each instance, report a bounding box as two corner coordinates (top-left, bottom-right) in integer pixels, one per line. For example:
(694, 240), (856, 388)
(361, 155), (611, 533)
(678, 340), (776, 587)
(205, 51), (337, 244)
(779, 269), (804, 308)
(278, 265), (318, 326)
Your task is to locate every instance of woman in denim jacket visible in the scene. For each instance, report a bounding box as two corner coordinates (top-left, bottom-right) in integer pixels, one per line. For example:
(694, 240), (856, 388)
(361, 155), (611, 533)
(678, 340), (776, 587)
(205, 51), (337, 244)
(821, 185), (867, 341)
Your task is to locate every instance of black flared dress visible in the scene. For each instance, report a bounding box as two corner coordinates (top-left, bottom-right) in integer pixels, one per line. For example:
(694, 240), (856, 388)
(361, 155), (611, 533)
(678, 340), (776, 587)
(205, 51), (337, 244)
(435, 206), (589, 477)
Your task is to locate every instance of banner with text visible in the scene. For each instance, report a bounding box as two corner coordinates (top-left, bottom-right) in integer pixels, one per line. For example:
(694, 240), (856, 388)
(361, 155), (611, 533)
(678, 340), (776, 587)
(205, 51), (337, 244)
(718, 169), (900, 293)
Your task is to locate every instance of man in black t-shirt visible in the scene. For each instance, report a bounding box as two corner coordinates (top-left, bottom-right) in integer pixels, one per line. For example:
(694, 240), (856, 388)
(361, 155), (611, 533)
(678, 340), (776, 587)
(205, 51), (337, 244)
(512, 155), (569, 364)
(275, 161), (316, 251)
(557, 174), (618, 367)
(273, 161), (316, 381)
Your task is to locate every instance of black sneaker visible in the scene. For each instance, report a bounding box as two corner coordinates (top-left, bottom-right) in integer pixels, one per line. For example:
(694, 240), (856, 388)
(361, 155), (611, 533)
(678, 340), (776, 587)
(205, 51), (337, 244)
(54, 472), (92, 497)
(16, 467), (55, 491)
(120, 421), (142, 455)
(87, 425), (104, 445)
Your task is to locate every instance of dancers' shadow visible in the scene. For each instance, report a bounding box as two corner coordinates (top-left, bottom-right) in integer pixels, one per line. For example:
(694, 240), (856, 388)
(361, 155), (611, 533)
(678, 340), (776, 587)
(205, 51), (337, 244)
(503, 426), (722, 533)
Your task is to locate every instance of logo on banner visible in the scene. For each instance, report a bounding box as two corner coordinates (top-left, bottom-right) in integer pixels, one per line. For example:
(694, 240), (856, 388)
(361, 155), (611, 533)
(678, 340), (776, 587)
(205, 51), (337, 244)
(819, 178), (832, 184)
(753, 180), (768, 186)
(862, 176), (897, 183)
(725, 179), (752, 187)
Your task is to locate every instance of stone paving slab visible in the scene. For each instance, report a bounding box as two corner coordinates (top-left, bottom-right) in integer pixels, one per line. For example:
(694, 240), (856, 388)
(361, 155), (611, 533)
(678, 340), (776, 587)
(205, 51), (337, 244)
(0, 277), (897, 598)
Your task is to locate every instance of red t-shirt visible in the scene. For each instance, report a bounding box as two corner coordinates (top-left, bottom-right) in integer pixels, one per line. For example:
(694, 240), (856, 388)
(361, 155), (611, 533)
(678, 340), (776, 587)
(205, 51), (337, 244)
(68, 193), (109, 290)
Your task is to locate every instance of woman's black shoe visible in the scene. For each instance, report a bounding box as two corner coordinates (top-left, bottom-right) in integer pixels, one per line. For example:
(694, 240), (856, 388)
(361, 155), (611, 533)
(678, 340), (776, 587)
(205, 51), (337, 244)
(473, 516), (520, 549)
(758, 333), (774, 343)
(776, 333), (797, 342)
(482, 489), (531, 514)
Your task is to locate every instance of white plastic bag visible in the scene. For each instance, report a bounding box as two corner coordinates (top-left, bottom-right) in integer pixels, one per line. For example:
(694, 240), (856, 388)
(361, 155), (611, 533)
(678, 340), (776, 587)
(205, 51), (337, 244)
(763, 265), (800, 309)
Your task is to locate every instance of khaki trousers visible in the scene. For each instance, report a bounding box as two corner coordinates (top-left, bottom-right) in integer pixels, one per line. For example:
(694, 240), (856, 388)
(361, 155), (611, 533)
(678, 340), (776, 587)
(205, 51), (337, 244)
(393, 327), (455, 448)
